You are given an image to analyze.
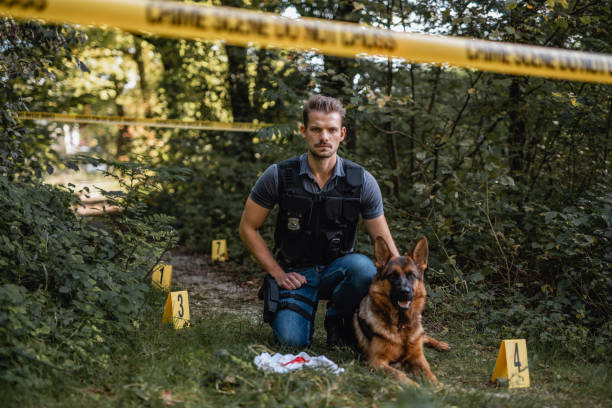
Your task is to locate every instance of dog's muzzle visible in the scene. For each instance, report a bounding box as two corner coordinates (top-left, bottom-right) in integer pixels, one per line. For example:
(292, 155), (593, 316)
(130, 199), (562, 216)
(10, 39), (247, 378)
(392, 287), (413, 311)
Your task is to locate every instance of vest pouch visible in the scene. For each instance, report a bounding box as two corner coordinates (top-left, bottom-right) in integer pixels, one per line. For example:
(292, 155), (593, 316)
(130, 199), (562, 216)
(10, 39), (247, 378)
(325, 230), (343, 259)
(279, 225), (311, 262)
(342, 198), (361, 223)
(279, 195), (313, 220)
(324, 197), (343, 224)
(276, 196), (312, 264)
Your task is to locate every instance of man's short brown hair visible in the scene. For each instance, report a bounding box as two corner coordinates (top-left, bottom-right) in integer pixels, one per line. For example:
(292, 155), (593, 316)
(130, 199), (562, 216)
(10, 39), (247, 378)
(302, 95), (346, 127)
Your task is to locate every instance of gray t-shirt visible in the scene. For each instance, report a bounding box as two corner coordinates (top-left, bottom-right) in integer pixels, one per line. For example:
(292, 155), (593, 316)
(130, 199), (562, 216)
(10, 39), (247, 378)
(250, 154), (384, 219)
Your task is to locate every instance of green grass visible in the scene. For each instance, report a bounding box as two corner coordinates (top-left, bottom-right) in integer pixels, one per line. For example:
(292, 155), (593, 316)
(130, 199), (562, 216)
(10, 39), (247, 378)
(7, 290), (611, 407)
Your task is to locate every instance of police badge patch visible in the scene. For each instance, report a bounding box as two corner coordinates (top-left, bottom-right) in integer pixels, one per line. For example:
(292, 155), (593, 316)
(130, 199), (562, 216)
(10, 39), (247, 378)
(287, 217), (300, 231)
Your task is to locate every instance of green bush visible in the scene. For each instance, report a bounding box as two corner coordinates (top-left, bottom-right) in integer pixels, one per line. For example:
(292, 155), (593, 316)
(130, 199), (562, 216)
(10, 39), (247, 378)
(0, 18), (185, 389)
(383, 176), (611, 361)
(0, 161), (179, 389)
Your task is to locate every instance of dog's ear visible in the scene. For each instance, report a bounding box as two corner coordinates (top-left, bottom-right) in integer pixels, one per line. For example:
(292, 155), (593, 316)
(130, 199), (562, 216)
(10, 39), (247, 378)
(411, 236), (429, 274)
(374, 236), (392, 269)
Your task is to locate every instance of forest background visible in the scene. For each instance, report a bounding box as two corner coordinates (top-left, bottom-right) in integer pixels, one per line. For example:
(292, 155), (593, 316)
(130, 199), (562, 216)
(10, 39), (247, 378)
(1, 0), (610, 404)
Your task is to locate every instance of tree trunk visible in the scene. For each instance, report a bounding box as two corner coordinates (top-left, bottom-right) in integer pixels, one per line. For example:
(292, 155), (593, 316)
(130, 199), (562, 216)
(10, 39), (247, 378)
(604, 96), (611, 167)
(225, 45), (254, 123)
(222, 0), (254, 124)
(133, 38), (150, 117)
(386, 56), (400, 199)
(385, 0), (400, 199)
(116, 103), (130, 157)
(409, 64), (416, 185)
(508, 78), (526, 182)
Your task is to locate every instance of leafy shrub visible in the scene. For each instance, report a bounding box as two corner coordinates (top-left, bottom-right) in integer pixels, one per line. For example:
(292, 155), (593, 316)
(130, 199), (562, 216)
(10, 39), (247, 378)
(0, 161), (179, 389)
(0, 17), (186, 390)
(0, 18), (86, 179)
(382, 174), (611, 361)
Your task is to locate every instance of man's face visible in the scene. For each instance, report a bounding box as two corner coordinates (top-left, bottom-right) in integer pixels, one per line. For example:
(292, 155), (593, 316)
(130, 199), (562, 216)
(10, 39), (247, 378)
(300, 110), (346, 159)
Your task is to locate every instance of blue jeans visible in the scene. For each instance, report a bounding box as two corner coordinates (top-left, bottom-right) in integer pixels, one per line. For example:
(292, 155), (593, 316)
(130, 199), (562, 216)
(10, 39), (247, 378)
(271, 253), (376, 348)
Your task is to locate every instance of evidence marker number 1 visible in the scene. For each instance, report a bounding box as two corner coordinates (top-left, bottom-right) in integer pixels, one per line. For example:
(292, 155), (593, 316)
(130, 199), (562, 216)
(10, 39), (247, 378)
(212, 239), (228, 262)
(151, 263), (172, 290)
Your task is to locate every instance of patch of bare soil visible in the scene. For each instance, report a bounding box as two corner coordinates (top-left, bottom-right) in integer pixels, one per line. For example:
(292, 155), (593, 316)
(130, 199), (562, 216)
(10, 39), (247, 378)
(168, 251), (262, 321)
(75, 190), (122, 216)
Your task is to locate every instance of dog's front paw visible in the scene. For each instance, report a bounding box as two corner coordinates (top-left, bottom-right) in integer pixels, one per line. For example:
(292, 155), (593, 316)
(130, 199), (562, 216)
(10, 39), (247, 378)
(438, 341), (451, 351)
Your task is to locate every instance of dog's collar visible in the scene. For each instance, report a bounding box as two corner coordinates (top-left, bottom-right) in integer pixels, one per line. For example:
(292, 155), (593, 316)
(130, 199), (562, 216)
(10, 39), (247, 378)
(397, 313), (408, 330)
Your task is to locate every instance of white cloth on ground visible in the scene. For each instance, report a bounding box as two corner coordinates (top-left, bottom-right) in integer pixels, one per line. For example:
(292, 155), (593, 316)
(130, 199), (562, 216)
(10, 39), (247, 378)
(253, 351), (344, 375)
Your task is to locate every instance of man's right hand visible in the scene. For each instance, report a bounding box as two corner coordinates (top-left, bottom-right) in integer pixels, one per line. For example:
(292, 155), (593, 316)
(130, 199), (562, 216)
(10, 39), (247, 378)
(275, 272), (307, 290)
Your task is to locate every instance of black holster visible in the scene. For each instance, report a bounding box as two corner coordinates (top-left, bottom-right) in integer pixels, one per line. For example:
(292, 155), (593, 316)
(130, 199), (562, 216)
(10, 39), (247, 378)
(258, 274), (279, 324)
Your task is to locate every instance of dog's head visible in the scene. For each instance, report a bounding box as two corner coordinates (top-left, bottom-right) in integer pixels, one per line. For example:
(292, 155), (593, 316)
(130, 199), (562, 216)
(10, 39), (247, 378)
(373, 236), (429, 311)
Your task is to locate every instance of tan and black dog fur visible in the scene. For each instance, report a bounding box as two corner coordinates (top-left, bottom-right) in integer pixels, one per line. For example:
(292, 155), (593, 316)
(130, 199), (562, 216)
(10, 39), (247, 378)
(353, 236), (450, 385)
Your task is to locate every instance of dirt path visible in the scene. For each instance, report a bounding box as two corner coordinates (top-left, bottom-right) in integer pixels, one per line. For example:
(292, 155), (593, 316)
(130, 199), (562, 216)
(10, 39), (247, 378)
(168, 251), (262, 321)
(76, 190), (122, 216)
(67, 177), (261, 315)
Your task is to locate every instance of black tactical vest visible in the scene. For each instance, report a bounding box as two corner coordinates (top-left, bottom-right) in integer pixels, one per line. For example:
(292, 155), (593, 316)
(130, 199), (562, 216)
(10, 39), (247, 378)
(274, 157), (363, 268)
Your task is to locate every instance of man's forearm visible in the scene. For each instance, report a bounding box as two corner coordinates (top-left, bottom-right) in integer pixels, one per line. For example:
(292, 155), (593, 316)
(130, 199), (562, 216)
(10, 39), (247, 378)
(364, 214), (400, 256)
(239, 226), (284, 279)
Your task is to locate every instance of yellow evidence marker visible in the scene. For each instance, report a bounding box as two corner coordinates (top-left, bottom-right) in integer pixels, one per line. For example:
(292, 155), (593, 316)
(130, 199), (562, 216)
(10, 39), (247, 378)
(161, 291), (191, 329)
(491, 339), (530, 388)
(151, 263), (172, 290)
(212, 239), (228, 262)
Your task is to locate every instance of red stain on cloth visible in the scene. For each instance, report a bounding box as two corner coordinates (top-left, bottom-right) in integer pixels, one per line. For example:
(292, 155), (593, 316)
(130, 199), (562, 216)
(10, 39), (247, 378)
(282, 356), (308, 366)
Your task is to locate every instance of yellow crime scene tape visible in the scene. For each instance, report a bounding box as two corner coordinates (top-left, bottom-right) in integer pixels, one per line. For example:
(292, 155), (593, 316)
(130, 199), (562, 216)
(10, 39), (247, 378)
(1, 0), (611, 84)
(18, 111), (267, 132)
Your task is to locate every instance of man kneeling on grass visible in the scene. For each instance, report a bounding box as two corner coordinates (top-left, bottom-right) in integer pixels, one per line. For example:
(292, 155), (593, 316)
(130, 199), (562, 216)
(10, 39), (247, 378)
(239, 95), (399, 348)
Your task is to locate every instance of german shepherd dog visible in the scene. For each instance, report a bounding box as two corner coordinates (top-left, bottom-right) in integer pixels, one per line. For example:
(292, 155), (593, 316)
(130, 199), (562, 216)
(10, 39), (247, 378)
(353, 236), (450, 385)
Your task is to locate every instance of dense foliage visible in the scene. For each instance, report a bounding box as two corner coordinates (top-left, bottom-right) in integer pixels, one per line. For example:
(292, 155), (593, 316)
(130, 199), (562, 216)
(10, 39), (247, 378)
(0, 19), (178, 389)
(0, 175), (177, 387)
